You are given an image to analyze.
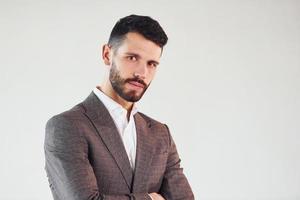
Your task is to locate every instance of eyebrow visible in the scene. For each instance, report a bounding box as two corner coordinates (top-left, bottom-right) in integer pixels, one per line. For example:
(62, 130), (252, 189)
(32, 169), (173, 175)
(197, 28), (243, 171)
(125, 52), (160, 65)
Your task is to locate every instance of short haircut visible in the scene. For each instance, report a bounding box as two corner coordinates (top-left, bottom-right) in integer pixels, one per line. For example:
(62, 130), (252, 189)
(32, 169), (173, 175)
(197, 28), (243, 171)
(108, 14), (168, 50)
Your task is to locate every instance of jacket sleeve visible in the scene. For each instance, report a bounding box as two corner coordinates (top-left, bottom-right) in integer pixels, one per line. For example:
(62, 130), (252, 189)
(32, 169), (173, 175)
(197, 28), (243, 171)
(44, 115), (151, 200)
(159, 125), (195, 200)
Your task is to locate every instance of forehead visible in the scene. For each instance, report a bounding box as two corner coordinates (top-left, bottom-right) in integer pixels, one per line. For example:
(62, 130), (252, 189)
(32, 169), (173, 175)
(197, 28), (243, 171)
(116, 32), (162, 60)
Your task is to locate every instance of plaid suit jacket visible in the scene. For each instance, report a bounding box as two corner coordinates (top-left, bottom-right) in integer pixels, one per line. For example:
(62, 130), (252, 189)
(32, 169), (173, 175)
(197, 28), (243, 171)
(44, 92), (194, 200)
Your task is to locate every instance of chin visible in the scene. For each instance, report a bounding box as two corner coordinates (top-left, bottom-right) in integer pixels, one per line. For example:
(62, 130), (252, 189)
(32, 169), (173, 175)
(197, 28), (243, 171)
(124, 94), (143, 102)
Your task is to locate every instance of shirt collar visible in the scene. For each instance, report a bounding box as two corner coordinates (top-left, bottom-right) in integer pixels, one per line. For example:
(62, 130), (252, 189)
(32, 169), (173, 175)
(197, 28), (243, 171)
(93, 87), (138, 117)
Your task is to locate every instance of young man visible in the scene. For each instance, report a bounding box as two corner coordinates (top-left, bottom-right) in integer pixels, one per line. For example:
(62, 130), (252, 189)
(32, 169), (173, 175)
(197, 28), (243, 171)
(44, 14), (194, 200)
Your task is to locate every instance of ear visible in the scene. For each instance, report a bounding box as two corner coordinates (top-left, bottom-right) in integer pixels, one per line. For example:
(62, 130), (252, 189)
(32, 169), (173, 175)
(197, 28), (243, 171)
(102, 44), (112, 66)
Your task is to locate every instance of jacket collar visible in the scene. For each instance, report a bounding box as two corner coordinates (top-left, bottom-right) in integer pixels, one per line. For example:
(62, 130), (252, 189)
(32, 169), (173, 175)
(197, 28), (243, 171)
(81, 92), (155, 192)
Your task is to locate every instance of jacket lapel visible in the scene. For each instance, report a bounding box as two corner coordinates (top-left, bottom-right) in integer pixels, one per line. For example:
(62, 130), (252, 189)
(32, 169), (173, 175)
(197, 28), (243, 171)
(132, 113), (155, 192)
(81, 92), (133, 190)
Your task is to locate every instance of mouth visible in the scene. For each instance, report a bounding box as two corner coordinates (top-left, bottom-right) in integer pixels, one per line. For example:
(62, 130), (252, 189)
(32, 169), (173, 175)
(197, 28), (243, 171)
(127, 81), (145, 89)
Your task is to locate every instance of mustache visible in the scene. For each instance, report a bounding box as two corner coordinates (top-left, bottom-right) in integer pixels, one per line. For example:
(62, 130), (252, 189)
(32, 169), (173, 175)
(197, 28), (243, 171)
(125, 77), (147, 88)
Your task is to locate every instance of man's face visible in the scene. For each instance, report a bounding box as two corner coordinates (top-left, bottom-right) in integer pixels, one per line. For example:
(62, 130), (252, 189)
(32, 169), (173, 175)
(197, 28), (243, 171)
(107, 32), (162, 102)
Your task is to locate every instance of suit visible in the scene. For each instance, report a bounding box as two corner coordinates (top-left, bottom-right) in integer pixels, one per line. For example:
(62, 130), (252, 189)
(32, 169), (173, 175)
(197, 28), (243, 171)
(44, 92), (194, 200)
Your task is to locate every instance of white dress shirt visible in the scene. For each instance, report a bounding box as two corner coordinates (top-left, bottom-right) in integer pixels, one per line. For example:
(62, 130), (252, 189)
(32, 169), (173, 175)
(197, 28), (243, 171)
(93, 87), (137, 170)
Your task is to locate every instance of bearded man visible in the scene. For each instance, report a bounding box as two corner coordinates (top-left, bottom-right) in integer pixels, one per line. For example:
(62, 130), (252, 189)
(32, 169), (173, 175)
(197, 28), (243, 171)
(44, 14), (194, 200)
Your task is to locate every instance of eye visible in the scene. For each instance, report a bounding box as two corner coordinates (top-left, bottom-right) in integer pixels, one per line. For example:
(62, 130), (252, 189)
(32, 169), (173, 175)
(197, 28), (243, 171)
(127, 56), (137, 61)
(148, 62), (158, 68)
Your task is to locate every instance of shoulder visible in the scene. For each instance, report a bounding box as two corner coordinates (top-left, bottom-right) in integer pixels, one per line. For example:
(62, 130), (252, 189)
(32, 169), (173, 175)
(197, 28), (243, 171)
(137, 112), (166, 128)
(136, 112), (171, 137)
(45, 104), (87, 148)
(47, 103), (85, 124)
(46, 103), (86, 132)
(137, 112), (174, 150)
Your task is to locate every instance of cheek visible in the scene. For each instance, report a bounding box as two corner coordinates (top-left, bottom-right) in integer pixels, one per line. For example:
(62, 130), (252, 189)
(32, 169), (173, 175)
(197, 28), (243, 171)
(116, 60), (135, 76)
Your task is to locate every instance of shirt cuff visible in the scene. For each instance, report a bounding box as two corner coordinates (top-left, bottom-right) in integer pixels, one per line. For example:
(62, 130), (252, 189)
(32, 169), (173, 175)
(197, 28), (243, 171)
(148, 194), (154, 200)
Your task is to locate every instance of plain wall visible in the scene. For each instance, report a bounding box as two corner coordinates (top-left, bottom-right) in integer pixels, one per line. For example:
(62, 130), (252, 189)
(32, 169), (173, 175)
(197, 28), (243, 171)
(0, 0), (299, 199)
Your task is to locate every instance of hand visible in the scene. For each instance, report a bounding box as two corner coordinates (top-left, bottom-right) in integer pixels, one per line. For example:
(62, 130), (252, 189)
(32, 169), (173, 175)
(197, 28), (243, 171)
(149, 193), (165, 200)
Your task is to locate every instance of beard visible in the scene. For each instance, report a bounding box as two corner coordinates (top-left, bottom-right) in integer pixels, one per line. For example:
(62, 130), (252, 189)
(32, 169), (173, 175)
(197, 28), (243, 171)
(109, 61), (149, 102)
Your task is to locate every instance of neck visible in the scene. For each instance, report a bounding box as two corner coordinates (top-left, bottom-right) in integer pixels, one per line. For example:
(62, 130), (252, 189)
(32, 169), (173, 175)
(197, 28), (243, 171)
(98, 82), (134, 113)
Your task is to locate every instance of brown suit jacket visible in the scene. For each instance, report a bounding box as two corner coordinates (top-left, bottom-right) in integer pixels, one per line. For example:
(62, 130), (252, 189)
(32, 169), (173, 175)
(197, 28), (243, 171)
(44, 92), (194, 200)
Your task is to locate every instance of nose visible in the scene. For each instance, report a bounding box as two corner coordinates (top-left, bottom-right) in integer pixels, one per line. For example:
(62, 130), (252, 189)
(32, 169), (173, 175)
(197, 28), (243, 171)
(134, 63), (147, 80)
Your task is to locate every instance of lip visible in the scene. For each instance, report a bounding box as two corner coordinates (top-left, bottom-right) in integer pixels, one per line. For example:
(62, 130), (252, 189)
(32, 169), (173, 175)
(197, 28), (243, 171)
(128, 81), (145, 88)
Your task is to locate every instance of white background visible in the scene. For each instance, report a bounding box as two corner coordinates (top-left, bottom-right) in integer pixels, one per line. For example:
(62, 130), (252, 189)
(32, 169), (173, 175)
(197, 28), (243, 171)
(1, 0), (299, 199)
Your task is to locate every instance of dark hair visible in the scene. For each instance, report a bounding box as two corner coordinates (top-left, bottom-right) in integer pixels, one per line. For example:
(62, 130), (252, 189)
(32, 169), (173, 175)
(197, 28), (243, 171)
(108, 14), (168, 50)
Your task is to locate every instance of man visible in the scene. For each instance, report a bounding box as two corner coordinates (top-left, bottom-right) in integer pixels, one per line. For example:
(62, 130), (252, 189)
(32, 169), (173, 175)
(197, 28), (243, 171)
(44, 14), (194, 200)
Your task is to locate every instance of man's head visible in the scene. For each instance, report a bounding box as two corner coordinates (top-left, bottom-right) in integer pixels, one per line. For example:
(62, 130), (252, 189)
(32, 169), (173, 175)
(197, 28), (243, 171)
(102, 15), (168, 103)
(108, 14), (168, 52)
